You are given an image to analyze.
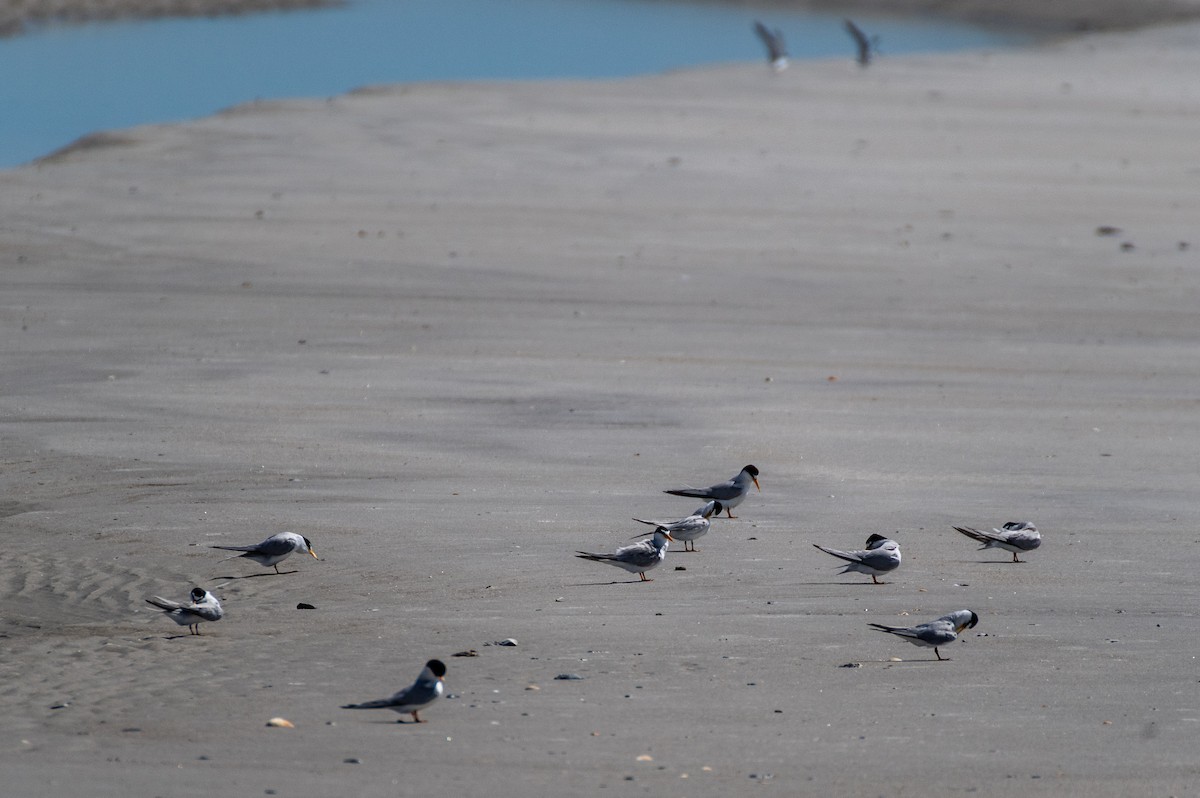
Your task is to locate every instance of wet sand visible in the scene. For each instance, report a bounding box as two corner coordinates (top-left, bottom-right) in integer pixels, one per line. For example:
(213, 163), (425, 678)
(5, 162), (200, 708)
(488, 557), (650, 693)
(0, 0), (335, 36)
(2, 14), (1200, 798)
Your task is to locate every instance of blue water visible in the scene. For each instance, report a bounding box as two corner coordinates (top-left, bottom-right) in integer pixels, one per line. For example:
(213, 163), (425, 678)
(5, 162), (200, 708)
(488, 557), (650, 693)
(0, 0), (1025, 166)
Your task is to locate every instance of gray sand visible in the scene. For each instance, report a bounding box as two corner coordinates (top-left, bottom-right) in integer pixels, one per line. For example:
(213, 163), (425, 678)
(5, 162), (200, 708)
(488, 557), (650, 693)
(2, 20), (1200, 797)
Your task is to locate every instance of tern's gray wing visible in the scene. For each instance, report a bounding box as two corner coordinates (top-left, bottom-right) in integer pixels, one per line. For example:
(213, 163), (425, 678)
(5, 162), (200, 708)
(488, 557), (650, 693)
(632, 514), (708, 540)
(869, 620), (957, 646)
(578, 538), (658, 565)
(664, 477), (738, 501)
(213, 535), (293, 556)
(344, 683), (415, 710)
(955, 525), (1040, 552)
(812, 544), (868, 564)
(188, 598), (224, 622)
(343, 678), (437, 712)
(666, 516), (708, 535)
(172, 605), (218, 623)
(146, 596), (184, 612)
(953, 526), (1009, 548)
(607, 541), (663, 568)
(210, 542), (264, 553)
(635, 501), (717, 528)
(857, 547), (900, 570)
(953, 525), (989, 543)
(908, 621), (959, 646)
(341, 695), (402, 710)
(146, 597), (220, 623)
(390, 679), (440, 709)
(993, 524), (1042, 551)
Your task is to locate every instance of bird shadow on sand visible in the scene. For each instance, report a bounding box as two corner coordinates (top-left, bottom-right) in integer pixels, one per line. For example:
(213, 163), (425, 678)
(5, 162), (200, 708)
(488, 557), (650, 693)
(214, 570), (299, 580)
(804, 581), (896, 587)
(569, 578), (654, 586)
(141, 633), (207, 640)
(851, 658), (951, 666)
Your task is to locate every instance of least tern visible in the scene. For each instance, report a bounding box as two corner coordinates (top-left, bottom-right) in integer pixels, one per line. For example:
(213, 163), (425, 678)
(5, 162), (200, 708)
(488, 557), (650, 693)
(145, 587), (223, 635)
(211, 531), (318, 574)
(868, 609), (979, 661)
(576, 529), (673, 581)
(631, 500), (722, 552)
(813, 533), (901, 584)
(342, 659), (446, 723)
(664, 465), (760, 518)
(843, 18), (878, 67)
(753, 21), (788, 72)
(953, 522), (1041, 562)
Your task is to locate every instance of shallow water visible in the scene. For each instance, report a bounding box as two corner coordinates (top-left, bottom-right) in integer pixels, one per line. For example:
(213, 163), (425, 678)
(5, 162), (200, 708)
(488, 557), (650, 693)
(0, 0), (1027, 166)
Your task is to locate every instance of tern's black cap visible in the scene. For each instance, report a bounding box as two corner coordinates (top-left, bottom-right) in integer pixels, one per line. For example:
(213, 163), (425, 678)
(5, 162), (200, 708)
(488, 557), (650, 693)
(426, 659), (447, 677)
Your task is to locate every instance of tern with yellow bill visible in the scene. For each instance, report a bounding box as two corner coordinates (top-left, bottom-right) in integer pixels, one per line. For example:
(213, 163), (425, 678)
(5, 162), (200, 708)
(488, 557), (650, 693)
(211, 531), (318, 574)
(663, 465), (760, 518)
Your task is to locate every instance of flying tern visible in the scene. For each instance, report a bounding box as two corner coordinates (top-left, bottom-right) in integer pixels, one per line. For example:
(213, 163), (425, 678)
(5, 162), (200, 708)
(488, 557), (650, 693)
(843, 19), (878, 67)
(753, 21), (788, 72)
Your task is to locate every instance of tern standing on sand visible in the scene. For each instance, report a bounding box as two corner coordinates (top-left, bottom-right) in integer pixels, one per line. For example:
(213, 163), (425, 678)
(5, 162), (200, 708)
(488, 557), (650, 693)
(663, 465), (760, 518)
(576, 529), (674, 581)
(342, 660), (447, 723)
(868, 610), (979, 661)
(211, 531), (318, 574)
(145, 587), (224, 635)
